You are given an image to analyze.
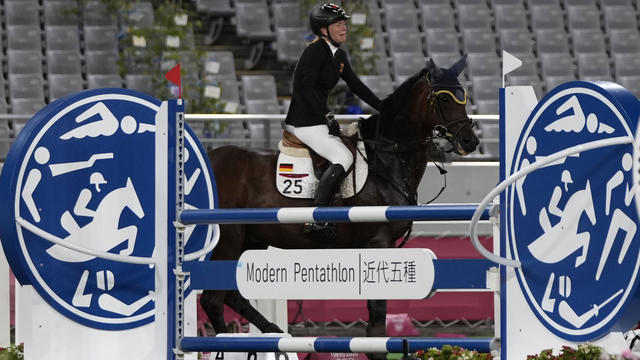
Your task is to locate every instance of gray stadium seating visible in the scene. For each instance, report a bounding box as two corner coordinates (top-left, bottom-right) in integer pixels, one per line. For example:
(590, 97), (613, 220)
(9, 74), (45, 101)
(458, 5), (492, 30)
(577, 53), (613, 80)
(609, 30), (640, 54)
(7, 26), (42, 51)
(5, 1), (40, 26)
(272, 3), (305, 28)
(420, 4), (455, 31)
(87, 74), (123, 89)
(494, 5), (528, 30)
(126, 75), (153, 95)
(44, 1), (79, 26)
(241, 75), (278, 103)
(235, 3), (275, 40)
(48, 74), (84, 101)
(84, 26), (120, 52)
(530, 5), (565, 30)
(392, 52), (427, 83)
(86, 51), (120, 74)
(46, 50), (82, 75)
(425, 30), (461, 55)
(384, 4), (420, 30)
(571, 29), (607, 54)
(275, 28), (307, 64)
(389, 29), (423, 54)
(195, 0), (235, 17)
(463, 29), (497, 54)
(45, 26), (81, 51)
(8, 50), (43, 75)
(535, 29), (570, 54)
(567, 5), (601, 30)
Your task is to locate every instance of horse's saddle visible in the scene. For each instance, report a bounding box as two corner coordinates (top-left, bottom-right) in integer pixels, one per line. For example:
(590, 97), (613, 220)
(276, 123), (368, 199)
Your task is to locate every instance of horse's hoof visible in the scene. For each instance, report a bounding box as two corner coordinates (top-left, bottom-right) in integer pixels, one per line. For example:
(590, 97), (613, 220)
(303, 223), (337, 242)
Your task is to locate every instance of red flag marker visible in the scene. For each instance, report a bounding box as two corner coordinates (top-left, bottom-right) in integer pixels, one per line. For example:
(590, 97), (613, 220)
(165, 64), (181, 98)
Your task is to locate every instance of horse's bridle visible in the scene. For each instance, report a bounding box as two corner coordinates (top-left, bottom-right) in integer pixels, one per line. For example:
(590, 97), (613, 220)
(426, 76), (476, 150)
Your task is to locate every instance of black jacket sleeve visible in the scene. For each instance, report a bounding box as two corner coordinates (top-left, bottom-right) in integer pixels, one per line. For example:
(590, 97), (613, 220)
(294, 44), (330, 122)
(340, 56), (381, 111)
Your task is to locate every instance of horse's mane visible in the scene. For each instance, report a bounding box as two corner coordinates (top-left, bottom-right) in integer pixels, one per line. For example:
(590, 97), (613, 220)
(360, 68), (428, 139)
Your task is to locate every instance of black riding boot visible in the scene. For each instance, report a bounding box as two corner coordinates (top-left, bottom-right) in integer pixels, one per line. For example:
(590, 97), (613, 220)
(304, 164), (346, 239)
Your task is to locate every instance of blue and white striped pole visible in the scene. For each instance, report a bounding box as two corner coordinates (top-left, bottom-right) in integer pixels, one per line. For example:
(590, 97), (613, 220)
(180, 336), (495, 353)
(179, 204), (493, 225)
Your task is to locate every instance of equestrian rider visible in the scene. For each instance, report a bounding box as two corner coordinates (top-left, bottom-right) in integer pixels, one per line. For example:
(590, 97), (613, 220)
(284, 3), (382, 237)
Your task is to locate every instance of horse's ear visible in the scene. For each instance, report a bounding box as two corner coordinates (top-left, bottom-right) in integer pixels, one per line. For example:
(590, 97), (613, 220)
(426, 58), (442, 80)
(449, 54), (468, 77)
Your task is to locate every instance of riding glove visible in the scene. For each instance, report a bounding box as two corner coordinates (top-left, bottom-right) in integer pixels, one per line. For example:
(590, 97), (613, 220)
(326, 112), (341, 136)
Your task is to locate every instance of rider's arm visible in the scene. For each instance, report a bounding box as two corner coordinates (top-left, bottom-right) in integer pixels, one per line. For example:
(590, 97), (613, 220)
(294, 43), (330, 121)
(339, 52), (381, 111)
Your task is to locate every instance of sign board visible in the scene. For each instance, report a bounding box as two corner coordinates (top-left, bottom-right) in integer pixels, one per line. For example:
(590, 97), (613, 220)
(236, 248), (435, 299)
(502, 82), (640, 357)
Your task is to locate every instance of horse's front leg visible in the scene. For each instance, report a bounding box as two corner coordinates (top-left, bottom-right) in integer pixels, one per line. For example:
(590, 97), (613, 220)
(200, 289), (228, 334)
(366, 299), (387, 337)
(225, 291), (284, 333)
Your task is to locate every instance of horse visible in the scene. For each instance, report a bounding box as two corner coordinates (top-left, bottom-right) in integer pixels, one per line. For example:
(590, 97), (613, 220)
(199, 55), (480, 339)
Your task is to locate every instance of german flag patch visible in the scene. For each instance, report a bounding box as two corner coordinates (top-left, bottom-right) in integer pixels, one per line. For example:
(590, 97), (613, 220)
(278, 163), (293, 172)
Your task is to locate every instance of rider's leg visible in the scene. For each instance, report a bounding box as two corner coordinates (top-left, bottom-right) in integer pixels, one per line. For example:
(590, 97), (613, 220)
(290, 124), (353, 236)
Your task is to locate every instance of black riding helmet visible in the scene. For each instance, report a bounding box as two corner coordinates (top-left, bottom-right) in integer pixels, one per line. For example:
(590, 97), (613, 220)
(310, 3), (350, 37)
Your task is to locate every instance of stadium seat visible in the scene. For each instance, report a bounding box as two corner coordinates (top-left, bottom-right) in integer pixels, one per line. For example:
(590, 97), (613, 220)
(125, 74), (153, 95)
(424, 30), (461, 55)
(614, 54), (640, 78)
(245, 100), (281, 114)
(44, 1), (79, 26)
(499, 29), (534, 56)
(609, 30), (640, 54)
(127, 1), (154, 28)
(494, 5), (528, 30)
(8, 50), (43, 75)
(389, 29), (424, 54)
(272, 3), (305, 28)
(544, 75), (577, 91)
(471, 76), (501, 102)
(535, 29), (570, 54)
(577, 53), (612, 80)
(603, 6), (638, 31)
(392, 52), (427, 83)
(235, 3), (275, 41)
(467, 53), (501, 78)
(384, 4), (419, 30)
(564, 0), (597, 5)
(87, 74), (123, 89)
(45, 26), (81, 51)
(540, 53), (576, 77)
(367, 7), (383, 32)
(241, 75), (278, 103)
(417, 0), (451, 5)
(9, 74), (45, 101)
(47, 50), (82, 75)
(462, 29), (497, 54)
(567, 5), (601, 30)
(195, 0), (235, 17)
(528, 0), (561, 6)
(458, 5), (492, 30)
(206, 75), (241, 111)
(7, 26), (43, 51)
(571, 29), (607, 54)
(83, 1), (116, 26)
(598, 0), (633, 6)
(84, 26), (119, 52)
(359, 75), (395, 112)
(5, 1), (40, 26)
(381, 0), (416, 5)
(530, 5), (565, 30)
(419, 4), (455, 31)
(275, 28), (307, 64)
(48, 74), (84, 101)
(85, 50), (120, 74)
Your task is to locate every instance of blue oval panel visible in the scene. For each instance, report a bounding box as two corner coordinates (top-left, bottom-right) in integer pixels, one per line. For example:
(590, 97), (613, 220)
(0, 89), (217, 330)
(508, 81), (640, 341)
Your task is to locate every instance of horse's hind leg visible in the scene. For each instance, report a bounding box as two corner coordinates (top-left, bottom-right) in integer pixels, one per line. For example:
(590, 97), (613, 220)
(366, 299), (387, 336)
(200, 290), (228, 334)
(225, 290), (284, 333)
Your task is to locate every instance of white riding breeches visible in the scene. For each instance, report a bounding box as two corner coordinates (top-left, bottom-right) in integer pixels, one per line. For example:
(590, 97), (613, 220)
(285, 124), (353, 170)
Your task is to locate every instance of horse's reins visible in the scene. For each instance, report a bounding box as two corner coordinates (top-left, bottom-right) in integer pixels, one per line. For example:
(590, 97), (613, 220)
(361, 75), (475, 248)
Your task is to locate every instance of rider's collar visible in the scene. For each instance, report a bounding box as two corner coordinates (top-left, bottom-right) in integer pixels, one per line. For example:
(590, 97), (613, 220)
(323, 37), (339, 55)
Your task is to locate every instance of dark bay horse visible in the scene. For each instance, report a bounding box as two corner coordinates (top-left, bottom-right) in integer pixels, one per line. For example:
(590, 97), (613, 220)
(200, 55), (480, 337)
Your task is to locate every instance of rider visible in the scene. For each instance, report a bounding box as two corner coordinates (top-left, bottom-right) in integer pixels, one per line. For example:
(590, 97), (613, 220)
(284, 3), (382, 237)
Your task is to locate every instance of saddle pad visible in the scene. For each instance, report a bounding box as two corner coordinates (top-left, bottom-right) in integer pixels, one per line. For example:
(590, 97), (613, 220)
(276, 141), (368, 199)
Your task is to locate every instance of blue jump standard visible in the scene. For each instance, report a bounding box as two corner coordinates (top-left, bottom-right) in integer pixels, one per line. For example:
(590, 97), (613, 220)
(179, 205), (492, 225)
(179, 336), (494, 353)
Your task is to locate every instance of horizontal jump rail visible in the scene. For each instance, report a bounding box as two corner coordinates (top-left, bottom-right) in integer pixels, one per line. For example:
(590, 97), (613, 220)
(179, 204), (494, 225)
(180, 336), (496, 353)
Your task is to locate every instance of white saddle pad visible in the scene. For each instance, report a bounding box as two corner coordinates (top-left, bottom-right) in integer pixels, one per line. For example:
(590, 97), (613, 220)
(276, 140), (368, 199)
